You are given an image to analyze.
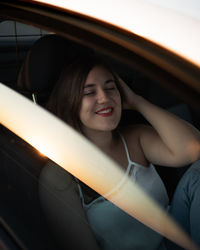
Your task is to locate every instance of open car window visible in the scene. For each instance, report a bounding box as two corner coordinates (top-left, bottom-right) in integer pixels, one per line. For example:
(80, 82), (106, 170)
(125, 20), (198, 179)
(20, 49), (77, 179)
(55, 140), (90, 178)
(0, 2), (200, 249)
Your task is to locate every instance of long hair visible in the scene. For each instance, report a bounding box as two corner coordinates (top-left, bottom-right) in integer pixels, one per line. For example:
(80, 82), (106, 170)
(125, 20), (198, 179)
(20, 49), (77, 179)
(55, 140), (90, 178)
(47, 53), (120, 132)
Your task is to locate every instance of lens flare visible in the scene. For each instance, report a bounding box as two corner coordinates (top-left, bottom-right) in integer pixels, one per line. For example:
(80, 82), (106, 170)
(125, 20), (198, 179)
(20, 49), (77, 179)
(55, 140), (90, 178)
(0, 83), (198, 250)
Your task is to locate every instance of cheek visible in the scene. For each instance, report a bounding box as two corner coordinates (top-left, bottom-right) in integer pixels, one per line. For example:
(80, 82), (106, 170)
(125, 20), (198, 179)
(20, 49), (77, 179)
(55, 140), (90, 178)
(79, 98), (94, 121)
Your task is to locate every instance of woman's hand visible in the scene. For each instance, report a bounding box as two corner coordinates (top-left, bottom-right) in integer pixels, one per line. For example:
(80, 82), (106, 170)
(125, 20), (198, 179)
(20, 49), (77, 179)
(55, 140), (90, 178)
(116, 75), (140, 110)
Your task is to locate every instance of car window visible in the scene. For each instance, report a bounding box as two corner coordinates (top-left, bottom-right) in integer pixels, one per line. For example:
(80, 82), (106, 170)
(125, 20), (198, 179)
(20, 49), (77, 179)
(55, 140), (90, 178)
(0, 20), (49, 43)
(0, 17), (199, 250)
(0, 20), (49, 89)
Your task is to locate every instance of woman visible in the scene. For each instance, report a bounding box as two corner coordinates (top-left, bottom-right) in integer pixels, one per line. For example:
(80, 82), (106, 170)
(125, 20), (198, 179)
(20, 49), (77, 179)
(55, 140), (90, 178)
(40, 54), (200, 250)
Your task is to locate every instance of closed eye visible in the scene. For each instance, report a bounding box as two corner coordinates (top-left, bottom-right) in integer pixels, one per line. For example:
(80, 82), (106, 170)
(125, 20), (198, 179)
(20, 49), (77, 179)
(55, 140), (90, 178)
(105, 87), (116, 91)
(83, 91), (96, 96)
(105, 79), (117, 90)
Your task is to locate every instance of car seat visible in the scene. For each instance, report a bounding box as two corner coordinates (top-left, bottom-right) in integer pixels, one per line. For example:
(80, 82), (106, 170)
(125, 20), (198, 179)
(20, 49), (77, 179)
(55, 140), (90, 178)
(17, 34), (76, 105)
(0, 34), (89, 249)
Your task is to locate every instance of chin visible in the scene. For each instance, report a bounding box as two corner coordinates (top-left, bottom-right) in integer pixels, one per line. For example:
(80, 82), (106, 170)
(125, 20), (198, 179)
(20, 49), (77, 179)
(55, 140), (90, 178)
(99, 122), (119, 132)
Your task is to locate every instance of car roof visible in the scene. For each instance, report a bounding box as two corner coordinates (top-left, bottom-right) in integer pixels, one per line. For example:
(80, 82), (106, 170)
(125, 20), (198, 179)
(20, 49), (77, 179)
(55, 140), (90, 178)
(31, 0), (200, 67)
(145, 0), (200, 20)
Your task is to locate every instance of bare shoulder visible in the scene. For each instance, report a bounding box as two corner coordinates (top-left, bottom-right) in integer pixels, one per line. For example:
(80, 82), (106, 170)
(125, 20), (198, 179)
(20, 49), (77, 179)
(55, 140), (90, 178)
(118, 125), (152, 166)
(119, 124), (154, 139)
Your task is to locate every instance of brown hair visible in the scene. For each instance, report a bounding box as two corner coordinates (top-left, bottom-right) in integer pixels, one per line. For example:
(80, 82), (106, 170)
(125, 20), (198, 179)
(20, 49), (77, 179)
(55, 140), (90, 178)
(47, 53), (120, 132)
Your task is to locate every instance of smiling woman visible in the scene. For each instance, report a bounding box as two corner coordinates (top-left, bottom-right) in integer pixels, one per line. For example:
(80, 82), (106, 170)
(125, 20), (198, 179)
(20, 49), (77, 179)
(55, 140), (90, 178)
(80, 65), (122, 135)
(47, 54), (122, 133)
(44, 53), (200, 250)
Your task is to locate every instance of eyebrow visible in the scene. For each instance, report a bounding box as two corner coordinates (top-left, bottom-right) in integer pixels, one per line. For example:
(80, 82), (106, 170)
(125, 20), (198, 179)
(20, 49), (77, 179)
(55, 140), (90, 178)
(84, 79), (115, 89)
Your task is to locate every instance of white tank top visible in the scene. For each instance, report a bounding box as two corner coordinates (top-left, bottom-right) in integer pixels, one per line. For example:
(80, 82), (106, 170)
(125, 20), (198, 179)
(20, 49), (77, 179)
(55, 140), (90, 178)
(77, 134), (169, 250)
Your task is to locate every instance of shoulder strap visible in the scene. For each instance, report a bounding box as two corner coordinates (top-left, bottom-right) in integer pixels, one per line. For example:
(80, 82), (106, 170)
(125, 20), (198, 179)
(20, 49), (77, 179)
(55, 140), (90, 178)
(118, 132), (132, 164)
(74, 177), (86, 206)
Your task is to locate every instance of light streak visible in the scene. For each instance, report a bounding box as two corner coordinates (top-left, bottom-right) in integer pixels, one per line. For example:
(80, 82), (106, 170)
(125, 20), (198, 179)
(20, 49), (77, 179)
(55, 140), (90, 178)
(0, 83), (199, 250)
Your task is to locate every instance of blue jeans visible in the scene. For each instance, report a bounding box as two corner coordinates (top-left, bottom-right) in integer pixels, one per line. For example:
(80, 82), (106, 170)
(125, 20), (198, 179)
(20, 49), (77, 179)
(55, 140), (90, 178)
(166, 160), (200, 249)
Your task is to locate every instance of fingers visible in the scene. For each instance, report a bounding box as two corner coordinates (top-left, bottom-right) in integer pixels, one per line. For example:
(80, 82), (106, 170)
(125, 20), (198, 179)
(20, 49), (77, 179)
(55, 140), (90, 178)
(116, 75), (137, 110)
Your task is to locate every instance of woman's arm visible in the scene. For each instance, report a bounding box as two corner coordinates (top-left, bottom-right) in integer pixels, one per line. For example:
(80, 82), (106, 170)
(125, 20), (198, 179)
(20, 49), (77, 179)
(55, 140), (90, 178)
(118, 77), (200, 167)
(39, 161), (100, 250)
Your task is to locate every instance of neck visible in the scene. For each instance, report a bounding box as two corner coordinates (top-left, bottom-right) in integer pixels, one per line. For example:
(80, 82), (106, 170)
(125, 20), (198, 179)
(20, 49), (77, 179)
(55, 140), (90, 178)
(83, 128), (115, 152)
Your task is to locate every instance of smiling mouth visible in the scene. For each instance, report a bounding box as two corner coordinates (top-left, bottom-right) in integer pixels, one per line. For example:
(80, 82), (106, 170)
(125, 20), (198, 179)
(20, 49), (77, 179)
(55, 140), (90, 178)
(96, 107), (113, 116)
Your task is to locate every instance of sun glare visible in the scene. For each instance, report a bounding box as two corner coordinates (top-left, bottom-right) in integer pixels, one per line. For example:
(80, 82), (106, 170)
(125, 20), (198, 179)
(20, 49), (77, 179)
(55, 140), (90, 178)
(33, 140), (50, 157)
(0, 69), (199, 250)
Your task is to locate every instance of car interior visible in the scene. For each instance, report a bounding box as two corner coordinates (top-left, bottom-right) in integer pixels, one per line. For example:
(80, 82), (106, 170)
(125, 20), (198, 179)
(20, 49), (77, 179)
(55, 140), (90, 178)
(0, 19), (199, 250)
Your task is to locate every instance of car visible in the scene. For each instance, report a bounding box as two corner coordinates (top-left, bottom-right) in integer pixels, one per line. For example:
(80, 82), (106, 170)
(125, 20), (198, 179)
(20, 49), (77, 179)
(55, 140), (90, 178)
(0, 0), (199, 249)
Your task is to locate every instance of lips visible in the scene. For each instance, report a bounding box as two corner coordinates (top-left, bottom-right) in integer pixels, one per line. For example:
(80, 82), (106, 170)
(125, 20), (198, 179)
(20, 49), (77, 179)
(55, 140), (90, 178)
(95, 107), (113, 117)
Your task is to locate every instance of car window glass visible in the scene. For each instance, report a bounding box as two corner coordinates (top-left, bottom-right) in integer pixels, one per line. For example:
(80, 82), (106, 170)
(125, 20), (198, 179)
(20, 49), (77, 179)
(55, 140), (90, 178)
(0, 19), (199, 250)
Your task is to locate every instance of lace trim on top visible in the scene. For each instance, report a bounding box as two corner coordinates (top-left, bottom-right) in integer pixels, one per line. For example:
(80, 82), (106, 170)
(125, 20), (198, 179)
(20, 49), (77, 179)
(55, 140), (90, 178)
(76, 132), (150, 208)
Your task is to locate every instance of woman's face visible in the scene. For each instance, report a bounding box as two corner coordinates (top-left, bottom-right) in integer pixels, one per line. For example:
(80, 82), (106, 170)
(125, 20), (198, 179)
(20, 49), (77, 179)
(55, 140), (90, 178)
(79, 65), (122, 134)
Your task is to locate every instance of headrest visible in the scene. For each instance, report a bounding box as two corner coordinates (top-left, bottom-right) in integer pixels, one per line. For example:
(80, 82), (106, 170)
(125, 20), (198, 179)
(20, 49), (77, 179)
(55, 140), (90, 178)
(17, 34), (92, 104)
(17, 35), (71, 94)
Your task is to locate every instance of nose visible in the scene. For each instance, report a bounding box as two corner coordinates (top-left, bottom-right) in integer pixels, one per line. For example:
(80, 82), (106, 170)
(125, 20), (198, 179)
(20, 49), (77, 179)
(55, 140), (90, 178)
(97, 89), (109, 104)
